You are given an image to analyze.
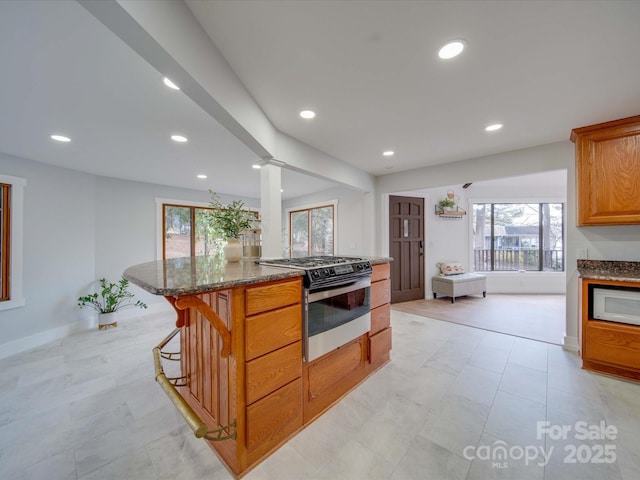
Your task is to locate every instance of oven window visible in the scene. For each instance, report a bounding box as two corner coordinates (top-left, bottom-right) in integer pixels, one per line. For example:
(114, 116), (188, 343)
(308, 287), (370, 337)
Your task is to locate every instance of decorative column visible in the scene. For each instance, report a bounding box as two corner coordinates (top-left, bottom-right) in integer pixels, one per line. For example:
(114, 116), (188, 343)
(260, 164), (282, 258)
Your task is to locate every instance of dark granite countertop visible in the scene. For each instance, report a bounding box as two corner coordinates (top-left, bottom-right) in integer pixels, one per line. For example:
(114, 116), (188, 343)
(577, 260), (640, 283)
(123, 257), (305, 296)
(124, 255), (392, 296)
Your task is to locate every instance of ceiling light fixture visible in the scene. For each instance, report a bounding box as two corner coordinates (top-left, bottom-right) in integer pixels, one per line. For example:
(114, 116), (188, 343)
(383, 150), (394, 156)
(299, 110), (316, 119)
(252, 163), (262, 169)
(163, 77), (180, 90)
(197, 174), (207, 179)
(171, 135), (188, 142)
(485, 123), (503, 132)
(438, 40), (466, 60)
(50, 134), (71, 142)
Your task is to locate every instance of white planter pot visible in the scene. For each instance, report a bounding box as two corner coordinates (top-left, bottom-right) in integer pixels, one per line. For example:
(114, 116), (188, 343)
(223, 238), (243, 262)
(98, 311), (119, 330)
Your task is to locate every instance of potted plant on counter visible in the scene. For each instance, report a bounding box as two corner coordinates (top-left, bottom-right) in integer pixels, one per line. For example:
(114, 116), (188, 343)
(207, 190), (253, 262)
(77, 277), (147, 330)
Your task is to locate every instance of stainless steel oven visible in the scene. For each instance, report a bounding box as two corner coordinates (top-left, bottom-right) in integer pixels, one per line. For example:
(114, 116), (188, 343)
(257, 256), (373, 362)
(305, 277), (371, 362)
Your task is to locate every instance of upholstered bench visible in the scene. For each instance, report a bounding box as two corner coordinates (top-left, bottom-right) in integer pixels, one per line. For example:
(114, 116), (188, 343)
(432, 273), (487, 303)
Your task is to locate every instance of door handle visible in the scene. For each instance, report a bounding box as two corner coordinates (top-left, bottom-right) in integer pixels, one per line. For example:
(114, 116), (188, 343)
(419, 240), (424, 249)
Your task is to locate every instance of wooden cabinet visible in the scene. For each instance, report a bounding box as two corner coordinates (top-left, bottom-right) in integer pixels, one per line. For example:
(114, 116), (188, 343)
(369, 263), (392, 371)
(303, 335), (367, 423)
(571, 115), (640, 225)
(244, 280), (303, 464)
(581, 278), (640, 381)
(177, 277), (303, 476)
(173, 262), (392, 476)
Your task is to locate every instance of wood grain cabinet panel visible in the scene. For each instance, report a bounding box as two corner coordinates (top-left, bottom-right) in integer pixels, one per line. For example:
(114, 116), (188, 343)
(246, 378), (303, 461)
(246, 341), (302, 405)
(246, 279), (302, 316)
(371, 263), (390, 282)
(303, 335), (367, 423)
(371, 279), (391, 310)
(370, 303), (391, 335)
(369, 327), (392, 369)
(245, 304), (302, 361)
(585, 322), (640, 370)
(571, 115), (640, 225)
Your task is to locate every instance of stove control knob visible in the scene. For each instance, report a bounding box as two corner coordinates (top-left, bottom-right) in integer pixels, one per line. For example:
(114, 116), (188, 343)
(311, 270), (321, 279)
(324, 269), (330, 277)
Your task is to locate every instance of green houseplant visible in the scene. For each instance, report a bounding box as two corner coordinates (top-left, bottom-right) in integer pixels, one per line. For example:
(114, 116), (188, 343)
(438, 198), (456, 209)
(78, 277), (147, 329)
(207, 190), (253, 261)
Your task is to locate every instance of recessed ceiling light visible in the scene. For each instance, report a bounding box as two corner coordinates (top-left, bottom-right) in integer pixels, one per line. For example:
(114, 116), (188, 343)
(197, 174), (207, 179)
(438, 40), (465, 60)
(163, 77), (180, 90)
(280, 189), (284, 193)
(383, 150), (394, 156)
(299, 110), (316, 119)
(485, 123), (503, 132)
(252, 164), (262, 169)
(50, 134), (71, 142)
(171, 135), (188, 142)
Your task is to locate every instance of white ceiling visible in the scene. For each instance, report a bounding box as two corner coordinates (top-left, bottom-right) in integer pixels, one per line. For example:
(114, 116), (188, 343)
(187, 0), (640, 175)
(0, 0), (336, 200)
(1, 1), (639, 199)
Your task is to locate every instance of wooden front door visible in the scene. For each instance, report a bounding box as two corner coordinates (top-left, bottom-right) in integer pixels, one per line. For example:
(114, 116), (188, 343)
(389, 196), (424, 303)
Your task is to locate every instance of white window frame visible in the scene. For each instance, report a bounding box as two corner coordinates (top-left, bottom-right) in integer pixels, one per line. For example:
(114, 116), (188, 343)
(155, 197), (261, 260)
(0, 174), (25, 311)
(285, 199), (338, 257)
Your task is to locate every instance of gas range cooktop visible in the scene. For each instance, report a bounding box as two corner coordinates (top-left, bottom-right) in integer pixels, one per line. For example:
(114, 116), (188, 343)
(258, 256), (372, 288)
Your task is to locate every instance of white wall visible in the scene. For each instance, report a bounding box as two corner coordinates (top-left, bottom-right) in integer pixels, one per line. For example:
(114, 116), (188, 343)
(0, 153), (96, 354)
(95, 176), (260, 307)
(0, 154), (261, 357)
(282, 186), (371, 257)
(385, 165), (569, 297)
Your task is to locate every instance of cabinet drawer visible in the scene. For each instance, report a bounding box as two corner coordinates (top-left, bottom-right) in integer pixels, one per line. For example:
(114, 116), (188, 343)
(585, 321), (640, 368)
(246, 304), (301, 361)
(371, 279), (391, 310)
(371, 263), (390, 282)
(246, 378), (302, 459)
(370, 303), (390, 335)
(246, 341), (302, 405)
(246, 279), (301, 316)
(369, 327), (392, 366)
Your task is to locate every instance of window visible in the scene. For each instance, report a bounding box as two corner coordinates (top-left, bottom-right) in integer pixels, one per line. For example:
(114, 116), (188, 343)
(473, 203), (564, 272)
(289, 204), (335, 257)
(0, 183), (10, 300)
(163, 204), (218, 259)
(158, 199), (259, 260)
(0, 174), (25, 311)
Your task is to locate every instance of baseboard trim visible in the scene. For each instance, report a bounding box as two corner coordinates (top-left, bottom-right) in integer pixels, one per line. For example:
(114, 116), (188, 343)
(563, 335), (580, 353)
(0, 302), (171, 360)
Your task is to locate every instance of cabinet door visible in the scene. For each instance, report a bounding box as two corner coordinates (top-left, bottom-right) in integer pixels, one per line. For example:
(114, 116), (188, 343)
(369, 327), (392, 370)
(573, 116), (640, 225)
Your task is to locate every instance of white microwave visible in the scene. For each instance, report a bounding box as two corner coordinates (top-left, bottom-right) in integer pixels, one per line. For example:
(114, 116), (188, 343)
(593, 287), (640, 326)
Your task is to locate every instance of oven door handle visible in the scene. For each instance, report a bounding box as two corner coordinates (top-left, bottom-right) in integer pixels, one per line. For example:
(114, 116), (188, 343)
(308, 278), (371, 302)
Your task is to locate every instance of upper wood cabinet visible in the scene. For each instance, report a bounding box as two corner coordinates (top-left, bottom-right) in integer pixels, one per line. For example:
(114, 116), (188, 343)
(571, 115), (640, 226)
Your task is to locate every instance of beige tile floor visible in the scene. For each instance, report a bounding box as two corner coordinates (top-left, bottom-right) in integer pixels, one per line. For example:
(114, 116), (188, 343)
(1, 307), (639, 479)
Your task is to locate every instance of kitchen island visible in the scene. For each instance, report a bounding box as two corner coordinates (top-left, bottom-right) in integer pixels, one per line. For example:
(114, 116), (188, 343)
(123, 255), (391, 478)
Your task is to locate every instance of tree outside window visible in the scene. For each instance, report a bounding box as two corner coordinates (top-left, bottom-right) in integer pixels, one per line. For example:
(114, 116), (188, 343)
(290, 205), (334, 257)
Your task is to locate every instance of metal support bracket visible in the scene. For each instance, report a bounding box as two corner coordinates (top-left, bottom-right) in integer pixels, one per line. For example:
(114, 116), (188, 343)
(153, 328), (236, 441)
